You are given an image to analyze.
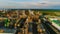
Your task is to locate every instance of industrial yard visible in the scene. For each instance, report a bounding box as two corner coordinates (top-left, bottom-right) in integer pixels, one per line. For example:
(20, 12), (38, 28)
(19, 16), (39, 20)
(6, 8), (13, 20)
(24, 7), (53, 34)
(0, 9), (60, 34)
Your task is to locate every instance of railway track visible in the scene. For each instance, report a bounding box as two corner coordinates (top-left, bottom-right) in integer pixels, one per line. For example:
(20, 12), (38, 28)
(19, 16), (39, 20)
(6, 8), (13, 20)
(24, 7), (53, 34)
(0, 17), (58, 34)
(14, 18), (47, 34)
(41, 18), (59, 34)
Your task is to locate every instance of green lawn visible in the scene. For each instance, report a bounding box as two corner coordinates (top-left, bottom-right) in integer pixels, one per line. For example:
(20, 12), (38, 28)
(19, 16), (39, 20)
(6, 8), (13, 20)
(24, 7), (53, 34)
(51, 20), (60, 26)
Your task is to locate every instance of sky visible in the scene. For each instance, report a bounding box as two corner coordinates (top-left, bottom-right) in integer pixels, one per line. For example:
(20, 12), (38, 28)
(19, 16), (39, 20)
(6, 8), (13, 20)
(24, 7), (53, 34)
(0, 0), (60, 9)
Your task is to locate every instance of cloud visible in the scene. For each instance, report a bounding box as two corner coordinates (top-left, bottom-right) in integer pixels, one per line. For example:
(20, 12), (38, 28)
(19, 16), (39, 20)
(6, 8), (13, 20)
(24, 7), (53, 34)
(0, 0), (60, 9)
